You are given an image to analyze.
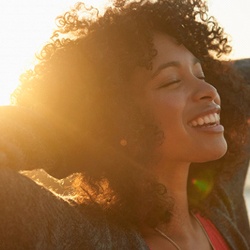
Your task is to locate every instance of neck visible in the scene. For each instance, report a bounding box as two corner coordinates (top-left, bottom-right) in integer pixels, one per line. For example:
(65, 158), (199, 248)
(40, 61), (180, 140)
(143, 161), (195, 244)
(143, 161), (212, 250)
(155, 160), (190, 221)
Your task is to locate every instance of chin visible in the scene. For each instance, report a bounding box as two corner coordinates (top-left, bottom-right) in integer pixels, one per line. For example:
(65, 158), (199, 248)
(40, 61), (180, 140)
(200, 140), (228, 163)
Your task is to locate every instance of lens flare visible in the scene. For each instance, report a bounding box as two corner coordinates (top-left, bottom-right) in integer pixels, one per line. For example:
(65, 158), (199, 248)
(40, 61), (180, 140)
(191, 178), (213, 196)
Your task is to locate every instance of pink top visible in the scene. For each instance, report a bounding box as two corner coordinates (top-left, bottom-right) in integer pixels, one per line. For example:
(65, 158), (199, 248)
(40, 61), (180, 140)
(195, 213), (229, 250)
(149, 214), (230, 250)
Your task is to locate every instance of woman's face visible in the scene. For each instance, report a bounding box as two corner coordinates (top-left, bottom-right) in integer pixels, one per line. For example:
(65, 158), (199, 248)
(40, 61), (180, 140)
(131, 33), (227, 166)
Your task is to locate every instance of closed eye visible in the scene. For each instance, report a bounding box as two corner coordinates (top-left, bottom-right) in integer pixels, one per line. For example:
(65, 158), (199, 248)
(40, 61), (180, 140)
(158, 79), (181, 89)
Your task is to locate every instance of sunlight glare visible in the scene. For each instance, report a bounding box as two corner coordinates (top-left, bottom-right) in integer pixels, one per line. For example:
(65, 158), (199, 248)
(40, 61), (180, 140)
(0, 0), (107, 105)
(208, 0), (250, 59)
(0, 0), (249, 105)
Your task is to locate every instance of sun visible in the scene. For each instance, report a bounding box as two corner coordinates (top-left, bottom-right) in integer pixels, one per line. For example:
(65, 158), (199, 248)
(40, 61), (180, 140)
(0, 0), (107, 106)
(0, 0), (249, 106)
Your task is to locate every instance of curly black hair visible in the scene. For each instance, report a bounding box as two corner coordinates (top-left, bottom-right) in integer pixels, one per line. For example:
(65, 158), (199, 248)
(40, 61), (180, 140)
(12, 0), (250, 228)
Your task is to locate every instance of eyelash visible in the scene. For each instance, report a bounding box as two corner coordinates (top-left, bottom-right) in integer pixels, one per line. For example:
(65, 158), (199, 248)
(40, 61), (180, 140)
(158, 79), (180, 89)
(158, 75), (206, 89)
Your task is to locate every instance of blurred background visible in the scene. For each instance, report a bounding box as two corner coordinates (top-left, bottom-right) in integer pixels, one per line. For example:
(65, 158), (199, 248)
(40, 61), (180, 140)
(0, 0), (249, 217)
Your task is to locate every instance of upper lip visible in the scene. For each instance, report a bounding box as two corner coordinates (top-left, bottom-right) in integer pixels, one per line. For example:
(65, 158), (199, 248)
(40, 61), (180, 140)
(188, 104), (221, 125)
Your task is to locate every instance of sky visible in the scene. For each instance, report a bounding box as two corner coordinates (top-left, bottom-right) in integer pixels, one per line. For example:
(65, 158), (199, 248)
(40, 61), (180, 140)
(0, 0), (249, 105)
(208, 0), (250, 59)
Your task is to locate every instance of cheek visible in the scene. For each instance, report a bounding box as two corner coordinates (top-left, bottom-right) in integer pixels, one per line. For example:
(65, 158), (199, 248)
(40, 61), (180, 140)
(149, 96), (186, 134)
(149, 100), (187, 153)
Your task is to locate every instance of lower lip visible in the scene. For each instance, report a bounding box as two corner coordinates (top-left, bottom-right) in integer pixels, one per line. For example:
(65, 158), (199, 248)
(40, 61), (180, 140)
(191, 124), (224, 133)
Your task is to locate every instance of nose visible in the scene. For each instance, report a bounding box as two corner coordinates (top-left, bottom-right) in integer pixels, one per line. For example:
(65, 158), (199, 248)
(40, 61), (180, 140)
(192, 80), (220, 103)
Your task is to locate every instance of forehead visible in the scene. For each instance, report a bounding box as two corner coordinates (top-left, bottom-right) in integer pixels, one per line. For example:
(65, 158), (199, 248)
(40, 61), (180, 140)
(131, 33), (200, 81)
(130, 32), (202, 95)
(152, 32), (198, 70)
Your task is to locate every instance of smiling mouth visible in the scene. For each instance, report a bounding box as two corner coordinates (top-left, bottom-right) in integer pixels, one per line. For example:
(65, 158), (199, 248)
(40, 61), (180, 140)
(189, 113), (220, 127)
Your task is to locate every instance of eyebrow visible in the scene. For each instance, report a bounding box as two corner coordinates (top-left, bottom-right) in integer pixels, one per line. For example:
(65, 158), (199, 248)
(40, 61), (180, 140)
(151, 57), (201, 79)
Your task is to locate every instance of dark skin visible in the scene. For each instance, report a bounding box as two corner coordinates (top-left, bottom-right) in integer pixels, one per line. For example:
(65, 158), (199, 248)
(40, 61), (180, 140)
(0, 0), (249, 248)
(131, 33), (226, 249)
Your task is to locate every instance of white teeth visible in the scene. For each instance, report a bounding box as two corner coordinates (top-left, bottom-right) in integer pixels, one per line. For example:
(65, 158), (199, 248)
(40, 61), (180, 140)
(191, 120), (198, 126)
(215, 113), (220, 121)
(209, 114), (215, 123)
(190, 113), (220, 127)
(204, 116), (210, 124)
(197, 117), (204, 125)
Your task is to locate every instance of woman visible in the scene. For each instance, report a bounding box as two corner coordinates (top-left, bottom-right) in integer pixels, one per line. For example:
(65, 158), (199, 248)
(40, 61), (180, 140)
(0, 0), (249, 249)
